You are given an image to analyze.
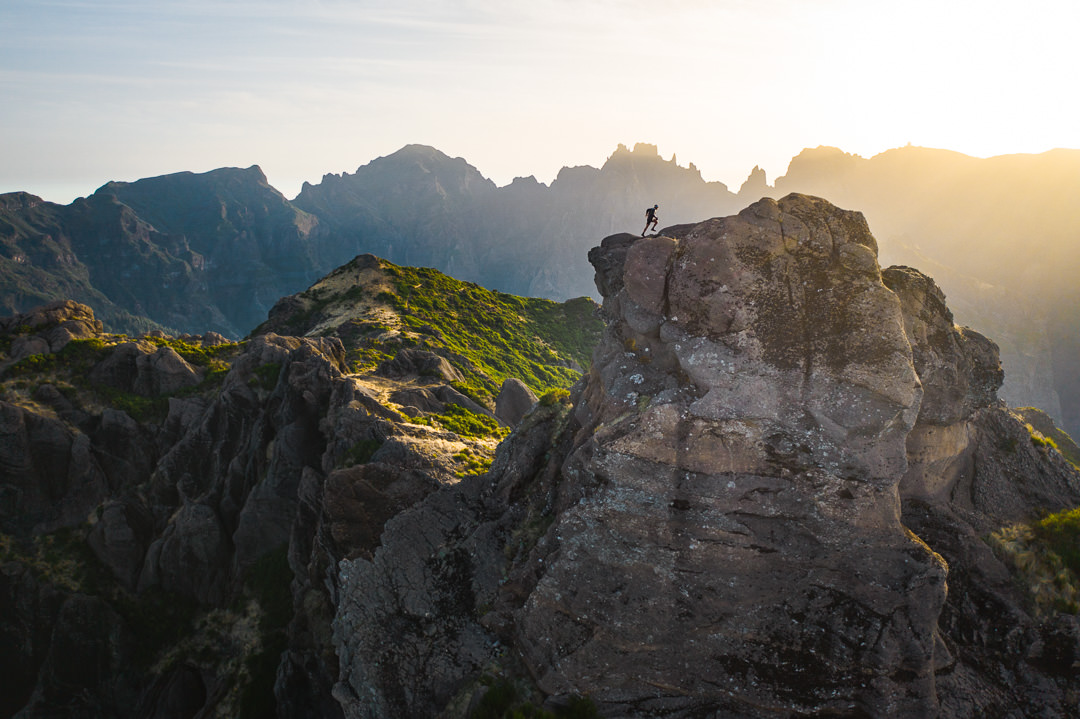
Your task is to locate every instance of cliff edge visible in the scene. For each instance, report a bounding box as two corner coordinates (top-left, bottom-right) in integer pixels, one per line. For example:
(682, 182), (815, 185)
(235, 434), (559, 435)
(333, 195), (1080, 717)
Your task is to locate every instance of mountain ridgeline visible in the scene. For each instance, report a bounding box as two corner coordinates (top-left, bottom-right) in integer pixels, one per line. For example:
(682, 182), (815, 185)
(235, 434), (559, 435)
(1, 142), (1079, 435)
(0, 259), (601, 718)
(1, 196), (1079, 717)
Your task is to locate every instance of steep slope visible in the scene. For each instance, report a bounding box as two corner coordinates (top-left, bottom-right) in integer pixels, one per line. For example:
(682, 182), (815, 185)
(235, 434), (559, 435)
(0, 192), (191, 335)
(99, 165), (332, 335)
(332, 196), (1080, 718)
(254, 253), (601, 406)
(294, 143), (743, 301)
(765, 145), (1080, 438)
(0, 252), (598, 717)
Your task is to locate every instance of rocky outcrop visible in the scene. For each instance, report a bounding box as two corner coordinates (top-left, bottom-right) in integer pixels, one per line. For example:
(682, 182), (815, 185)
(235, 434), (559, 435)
(494, 378), (538, 426)
(376, 348), (463, 383)
(4, 191), (1079, 717)
(90, 341), (202, 396)
(0, 300), (103, 367)
(332, 195), (1080, 718)
(0, 300), (515, 717)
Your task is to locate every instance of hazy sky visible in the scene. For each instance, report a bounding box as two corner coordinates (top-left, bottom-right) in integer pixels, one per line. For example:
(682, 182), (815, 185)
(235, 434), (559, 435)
(3, 0), (1078, 203)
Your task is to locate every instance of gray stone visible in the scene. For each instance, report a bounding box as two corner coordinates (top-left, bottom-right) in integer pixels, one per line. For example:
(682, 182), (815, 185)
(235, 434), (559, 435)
(330, 194), (1080, 718)
(494, 378), (538, 426)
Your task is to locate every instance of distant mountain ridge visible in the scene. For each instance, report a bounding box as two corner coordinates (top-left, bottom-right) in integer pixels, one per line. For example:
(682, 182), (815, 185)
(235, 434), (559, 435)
(292, 142), (740, 300)
(5, 197), (1077, 717)
(767, 144), (1080, 438)
(2, 142), (1079, 436)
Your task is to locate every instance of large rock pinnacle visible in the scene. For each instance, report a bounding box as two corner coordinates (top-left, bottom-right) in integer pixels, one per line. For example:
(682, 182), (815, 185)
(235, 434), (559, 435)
(539, 193), (943, 716)
(332, 194), (1080, 718)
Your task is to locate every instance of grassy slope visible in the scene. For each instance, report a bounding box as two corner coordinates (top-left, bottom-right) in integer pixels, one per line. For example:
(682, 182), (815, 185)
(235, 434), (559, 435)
(256, 256), (603, 404)
(1, 257), (603, 715)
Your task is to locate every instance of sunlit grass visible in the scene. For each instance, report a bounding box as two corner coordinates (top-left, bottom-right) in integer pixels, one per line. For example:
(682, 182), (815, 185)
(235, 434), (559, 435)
(988, 508), (1080, 616)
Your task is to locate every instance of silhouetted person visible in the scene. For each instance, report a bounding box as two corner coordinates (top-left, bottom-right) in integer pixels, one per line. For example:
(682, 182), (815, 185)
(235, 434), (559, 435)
(642, 204), (659, 236)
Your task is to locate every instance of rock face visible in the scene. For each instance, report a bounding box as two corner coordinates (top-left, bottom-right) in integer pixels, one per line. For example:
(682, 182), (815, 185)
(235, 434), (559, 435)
(494, 378), (538, 426)
(4, 196), (1079, 717)
(0, 299), (521, 717)
(7, 145), (1080, 441)
(332, 195), (1080, 718)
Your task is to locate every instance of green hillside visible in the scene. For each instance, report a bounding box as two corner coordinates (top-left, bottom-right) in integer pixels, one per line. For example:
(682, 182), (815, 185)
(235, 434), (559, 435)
(255, 255), (602, 405)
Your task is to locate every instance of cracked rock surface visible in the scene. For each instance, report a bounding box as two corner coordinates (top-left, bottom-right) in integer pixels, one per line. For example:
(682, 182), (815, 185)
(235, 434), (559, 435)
(332, 194), (1080, 718)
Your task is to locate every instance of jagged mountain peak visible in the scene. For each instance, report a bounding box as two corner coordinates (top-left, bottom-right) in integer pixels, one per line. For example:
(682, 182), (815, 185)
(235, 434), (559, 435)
(333, 194), (1080, 718)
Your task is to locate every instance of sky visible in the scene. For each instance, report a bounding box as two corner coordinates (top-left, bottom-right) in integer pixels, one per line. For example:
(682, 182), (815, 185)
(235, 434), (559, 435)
(3, 0), (1079, 204)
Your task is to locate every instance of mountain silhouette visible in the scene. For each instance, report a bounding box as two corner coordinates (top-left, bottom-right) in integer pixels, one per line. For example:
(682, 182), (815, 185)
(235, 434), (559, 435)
(2, 143), (1079, 436)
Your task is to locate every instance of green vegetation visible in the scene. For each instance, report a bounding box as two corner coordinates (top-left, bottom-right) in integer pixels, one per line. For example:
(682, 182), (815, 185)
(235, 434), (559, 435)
(339, 438), (384, 468)
(144, 335), (237, 369)
(1017, 407), (1080, 469)
(1034, 507), (1080, 578)
(96, 385), (171, 423)
(1, 333), (242, 425)
(238, 546), (294, 719)
(989, 508), (1080, 615)
(1031, 433), (1059, 451)
(0, 529), (96, 592)
(250, 361), (281, 390)
(0, 525), (202, 665)
(379, 263), (600, 398)
(4, 337), (110, 378)
(539, 388), (570, 407)
(453, 447), (493, 478)
(2, 521), (296, 717)
(437, 403), (509, 441)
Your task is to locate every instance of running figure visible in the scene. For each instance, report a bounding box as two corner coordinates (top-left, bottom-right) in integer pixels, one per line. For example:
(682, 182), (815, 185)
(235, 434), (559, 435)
(642, 204), (659, 236)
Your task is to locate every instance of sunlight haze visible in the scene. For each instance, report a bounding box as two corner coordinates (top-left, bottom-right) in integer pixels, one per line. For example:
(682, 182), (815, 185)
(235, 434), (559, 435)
(2, 0), (1077, 202)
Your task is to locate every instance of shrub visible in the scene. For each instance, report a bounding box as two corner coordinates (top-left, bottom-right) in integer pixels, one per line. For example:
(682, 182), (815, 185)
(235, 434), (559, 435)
(539, 388), (570, 406)
(340, 438), (383, 468)
(96, 386), (169, 423)
(1034, 507), (1080, 577)
(250, 362), (281, 390)
(453, 447), (493, 477)
(989, 511), (1080, 616)
(4, 353), (56, 377)
(1031, 433), (1059, 451)
(438, 404), (508, 440)
(144, 336), (237, 367)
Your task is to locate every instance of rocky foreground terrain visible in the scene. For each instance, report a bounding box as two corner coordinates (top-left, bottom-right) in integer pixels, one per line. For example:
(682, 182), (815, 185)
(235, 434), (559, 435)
(0, 261), (598, 718)
(2, 194), (1079, 718)
(334, 195), (1080, 717)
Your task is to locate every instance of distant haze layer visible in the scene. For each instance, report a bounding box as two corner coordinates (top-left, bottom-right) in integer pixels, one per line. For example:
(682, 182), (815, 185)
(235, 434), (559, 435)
(2, 1), (1079, 203)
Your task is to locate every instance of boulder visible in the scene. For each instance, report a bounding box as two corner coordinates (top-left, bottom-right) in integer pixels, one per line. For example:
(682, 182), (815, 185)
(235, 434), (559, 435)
(88, 341), (201, 397)
(376, 348), (463, 383)
(494, 378), (538, 426)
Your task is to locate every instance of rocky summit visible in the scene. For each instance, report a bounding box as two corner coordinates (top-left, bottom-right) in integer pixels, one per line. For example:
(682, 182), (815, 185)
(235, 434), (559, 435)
(2, 195), (1079, 718)
(333, 195), (1080, 717)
